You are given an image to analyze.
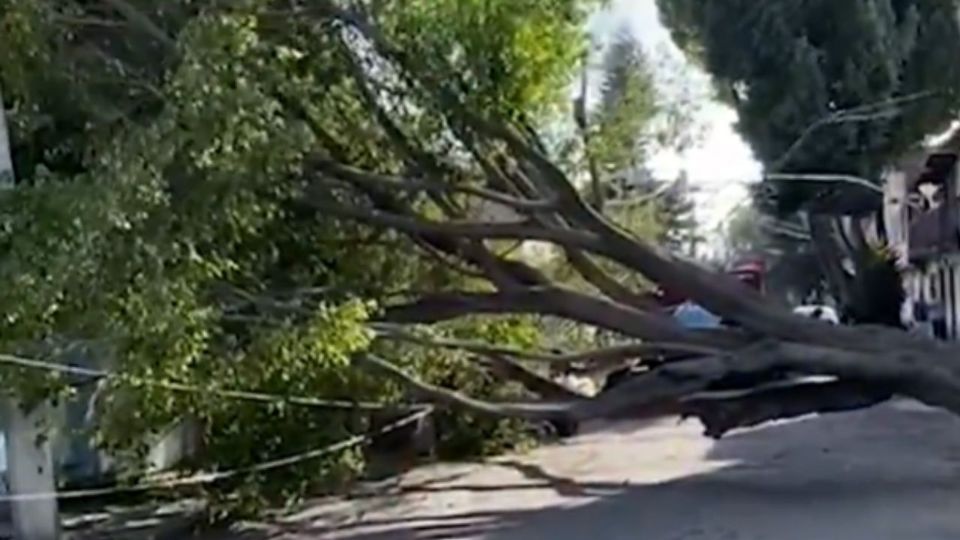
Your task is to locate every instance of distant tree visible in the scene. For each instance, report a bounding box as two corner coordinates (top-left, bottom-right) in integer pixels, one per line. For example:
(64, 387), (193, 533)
(590, 28), (660, 174)
(605, 169), (701, 254)
(580, 28), (701, 253)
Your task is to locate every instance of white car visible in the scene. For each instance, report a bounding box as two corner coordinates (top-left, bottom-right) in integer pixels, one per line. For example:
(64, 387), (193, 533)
(793, 305), (840, 325)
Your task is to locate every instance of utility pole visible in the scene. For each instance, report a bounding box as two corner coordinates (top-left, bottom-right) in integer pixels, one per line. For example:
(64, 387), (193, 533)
(0, 86), (61, 540)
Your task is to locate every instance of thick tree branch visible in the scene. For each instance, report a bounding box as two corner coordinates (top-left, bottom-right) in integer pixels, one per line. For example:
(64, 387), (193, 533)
(564, 249), (657, 310)
(569, 339), (954, 421)
(306, 172), (550, 288)
(370, 327), (586, 400)
(763, 173), (883, 194)
(371, 323), (723, 366)
(101, 0), (175, 50)
(370, 323), (559, 361)
(335, 35), (440, 177)
(680, 380), (893, 438)
(304, 193), (603, 250)
(359, 337), (960, 436)
(556, 342), (721, 368)
(355, 355), (571, 421)
(480, 354), (588, 400)
(312, 160), (556, 212)
(379, 288), (730, 347)
(413, 241), (489, 279)
(770, 91), (938, 171)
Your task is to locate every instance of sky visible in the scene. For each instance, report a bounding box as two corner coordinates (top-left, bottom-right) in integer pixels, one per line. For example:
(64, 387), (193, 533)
(587, 0), (762, 244)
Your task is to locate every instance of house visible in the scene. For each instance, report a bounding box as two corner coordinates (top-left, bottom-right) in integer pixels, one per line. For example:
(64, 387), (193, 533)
(882, 128), (960, 340)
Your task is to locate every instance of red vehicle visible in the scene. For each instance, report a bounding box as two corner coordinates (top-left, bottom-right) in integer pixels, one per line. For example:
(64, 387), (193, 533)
(728, 259), (766, 293)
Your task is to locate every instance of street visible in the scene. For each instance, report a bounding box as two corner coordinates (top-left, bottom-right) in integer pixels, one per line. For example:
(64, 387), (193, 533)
(215, 399), (960, 539)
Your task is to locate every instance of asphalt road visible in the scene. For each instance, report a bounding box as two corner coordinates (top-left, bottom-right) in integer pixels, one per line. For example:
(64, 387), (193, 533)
(222, 400), (960, 540)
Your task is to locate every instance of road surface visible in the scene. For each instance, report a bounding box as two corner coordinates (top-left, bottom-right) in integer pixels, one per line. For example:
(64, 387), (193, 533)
(220, 400), (960, 539)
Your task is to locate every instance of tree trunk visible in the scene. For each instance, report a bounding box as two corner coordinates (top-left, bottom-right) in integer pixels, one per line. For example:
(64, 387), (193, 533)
(807, 214), (853, 307)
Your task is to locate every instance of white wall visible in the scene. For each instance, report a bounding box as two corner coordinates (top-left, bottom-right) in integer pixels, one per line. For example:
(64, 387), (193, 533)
(147, 417), (202, 473)
(882, 169), (909, 266)
(4, 402), (60, 540)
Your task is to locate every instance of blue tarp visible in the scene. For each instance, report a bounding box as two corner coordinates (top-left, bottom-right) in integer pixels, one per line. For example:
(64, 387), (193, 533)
(672, 301), (722, 329)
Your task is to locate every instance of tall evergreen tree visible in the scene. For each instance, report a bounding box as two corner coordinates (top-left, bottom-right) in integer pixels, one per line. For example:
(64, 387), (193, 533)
(591, 27), (660, 174)
(587, 27), (700, 253)
(657, 0), (960, 215)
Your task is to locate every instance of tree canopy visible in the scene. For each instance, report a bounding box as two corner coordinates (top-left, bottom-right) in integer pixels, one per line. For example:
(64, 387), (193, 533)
(656, 0), (960, 215)
(0, 0), (597, 510)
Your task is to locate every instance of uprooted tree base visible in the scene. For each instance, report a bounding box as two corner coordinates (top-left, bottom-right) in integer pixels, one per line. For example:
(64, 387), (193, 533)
(292, 3), (960, 440)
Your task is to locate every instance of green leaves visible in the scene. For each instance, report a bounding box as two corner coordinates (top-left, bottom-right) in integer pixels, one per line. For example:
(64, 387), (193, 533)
(0, 0), (602, 512)
(377, 0), (597, 118)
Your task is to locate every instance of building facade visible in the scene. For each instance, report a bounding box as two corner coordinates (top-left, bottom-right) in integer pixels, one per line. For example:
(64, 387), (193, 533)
(883, 132), (960, 340)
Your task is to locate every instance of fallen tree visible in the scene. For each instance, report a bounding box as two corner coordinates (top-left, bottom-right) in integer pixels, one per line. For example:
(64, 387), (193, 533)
(3, 1), (956, 464)
(289, 4), (960, 439)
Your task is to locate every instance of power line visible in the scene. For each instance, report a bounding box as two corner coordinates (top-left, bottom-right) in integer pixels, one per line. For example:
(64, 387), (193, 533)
(0, 352), (434, 501)
(0, 353), (424, 412)
(0, 407), (432, 502)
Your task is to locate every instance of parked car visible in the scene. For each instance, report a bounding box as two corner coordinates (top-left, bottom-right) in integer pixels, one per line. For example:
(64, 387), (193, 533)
(792, 305), (840, 325)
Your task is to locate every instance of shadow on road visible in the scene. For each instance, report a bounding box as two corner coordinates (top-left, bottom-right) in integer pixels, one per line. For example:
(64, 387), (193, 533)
(204, 401), (960, 540)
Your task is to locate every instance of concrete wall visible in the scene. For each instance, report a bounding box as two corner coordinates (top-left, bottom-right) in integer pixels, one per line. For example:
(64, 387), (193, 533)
(147, 417), (203, 473)
(3, 401), (60, 540)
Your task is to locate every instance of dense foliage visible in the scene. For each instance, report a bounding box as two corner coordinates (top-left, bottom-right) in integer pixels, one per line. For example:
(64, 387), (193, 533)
(0, 0), (599, 513)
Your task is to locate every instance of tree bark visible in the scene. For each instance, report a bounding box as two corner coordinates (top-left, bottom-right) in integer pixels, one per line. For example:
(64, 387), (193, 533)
(680, 380), (893, 438)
